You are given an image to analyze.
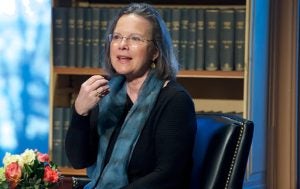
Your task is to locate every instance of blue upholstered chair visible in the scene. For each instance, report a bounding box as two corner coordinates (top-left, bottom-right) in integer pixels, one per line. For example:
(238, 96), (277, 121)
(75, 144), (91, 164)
(190, 113), (254, 189)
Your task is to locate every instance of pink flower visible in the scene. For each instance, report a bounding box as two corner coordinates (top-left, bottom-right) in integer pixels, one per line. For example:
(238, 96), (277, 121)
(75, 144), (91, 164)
(43, 166), (59, 183)
(5, 162), (22, 189)
(37, 152), (49, 163)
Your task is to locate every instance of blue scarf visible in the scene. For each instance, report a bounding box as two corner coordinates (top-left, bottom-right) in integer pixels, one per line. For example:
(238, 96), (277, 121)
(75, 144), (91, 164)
(85, 71), (163, 189)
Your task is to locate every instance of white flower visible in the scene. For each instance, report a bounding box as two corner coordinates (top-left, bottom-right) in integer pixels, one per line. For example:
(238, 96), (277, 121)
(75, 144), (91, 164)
(21, 149), (36, 166)
(0, 167), (5, 183)
(2, 152), (22, 167)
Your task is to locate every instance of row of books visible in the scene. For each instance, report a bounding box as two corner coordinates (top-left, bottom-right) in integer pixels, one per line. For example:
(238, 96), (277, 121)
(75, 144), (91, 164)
(52, 6), (246, 71)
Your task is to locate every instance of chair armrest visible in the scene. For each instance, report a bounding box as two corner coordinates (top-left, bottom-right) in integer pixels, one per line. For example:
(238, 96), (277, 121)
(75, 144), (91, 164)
(72, 176), (91, 189)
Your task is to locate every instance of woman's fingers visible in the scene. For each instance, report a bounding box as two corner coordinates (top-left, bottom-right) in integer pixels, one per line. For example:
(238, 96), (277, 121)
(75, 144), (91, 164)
(74, 75), (110, 116)
(81, 75), (109, 93)
(83, 75), (105, 86)
(95, 85), (110, 97)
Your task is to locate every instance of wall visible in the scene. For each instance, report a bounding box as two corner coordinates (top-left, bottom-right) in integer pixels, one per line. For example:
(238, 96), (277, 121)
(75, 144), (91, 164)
(268, 0), (299, 188)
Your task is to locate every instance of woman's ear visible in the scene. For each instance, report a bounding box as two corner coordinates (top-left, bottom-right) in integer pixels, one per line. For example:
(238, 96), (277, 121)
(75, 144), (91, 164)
(152, 48), (159, 62)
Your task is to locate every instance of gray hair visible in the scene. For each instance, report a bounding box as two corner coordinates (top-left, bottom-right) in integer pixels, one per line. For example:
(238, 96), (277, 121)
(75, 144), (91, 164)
(102, 3), (178, 81)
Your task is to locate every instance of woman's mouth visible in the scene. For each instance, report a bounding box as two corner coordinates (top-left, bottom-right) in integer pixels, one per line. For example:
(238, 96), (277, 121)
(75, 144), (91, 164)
(117, 55), (132, 63)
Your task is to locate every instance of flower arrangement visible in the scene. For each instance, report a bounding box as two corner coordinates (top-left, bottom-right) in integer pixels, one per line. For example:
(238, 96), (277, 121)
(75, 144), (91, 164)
(0, 149), (61, 189)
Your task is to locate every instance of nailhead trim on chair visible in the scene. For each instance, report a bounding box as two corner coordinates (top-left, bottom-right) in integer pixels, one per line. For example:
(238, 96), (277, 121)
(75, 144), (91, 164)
(224, 119), (245, 189)
(72, 177), (79, 187)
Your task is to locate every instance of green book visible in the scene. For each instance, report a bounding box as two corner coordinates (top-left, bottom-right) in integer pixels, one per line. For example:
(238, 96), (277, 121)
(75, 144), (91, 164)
(187, 9), (197, 70)
(76, 7), (84, 67)
(62, 107), (72, 167)
(163, 8), (172, 33)
(99, 8), (108, 68)
(67, 7), (76, 67)
(220, 9), (235, 71)
(157, 8), (164, 21)
(195, 8), (205, 70)
(171, 9), (181, 62)
(52, 107), (64, 166)
(179, 8), (189, 69)
(83, 8), (92, 68)
(52, 7), (67, 66)
(205, 9), (220, 71)
(234, 9), (246, 71)
(109, 7), (119, 21)
(91, 7), (101, 68)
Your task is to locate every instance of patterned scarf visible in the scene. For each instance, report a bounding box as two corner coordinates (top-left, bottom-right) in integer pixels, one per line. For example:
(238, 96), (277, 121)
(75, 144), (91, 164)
(85, 71), (163, 189)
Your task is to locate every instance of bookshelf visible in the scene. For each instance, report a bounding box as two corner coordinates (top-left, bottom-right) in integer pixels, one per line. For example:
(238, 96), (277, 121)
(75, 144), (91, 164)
(50, 0), (248, 178)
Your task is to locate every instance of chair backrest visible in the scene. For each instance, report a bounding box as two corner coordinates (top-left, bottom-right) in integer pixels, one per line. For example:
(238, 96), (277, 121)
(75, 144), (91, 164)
(190, 113), (254, 189)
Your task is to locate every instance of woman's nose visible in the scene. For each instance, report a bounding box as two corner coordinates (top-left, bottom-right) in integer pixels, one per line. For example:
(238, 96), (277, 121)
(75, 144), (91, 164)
(118, 38), (129, 49)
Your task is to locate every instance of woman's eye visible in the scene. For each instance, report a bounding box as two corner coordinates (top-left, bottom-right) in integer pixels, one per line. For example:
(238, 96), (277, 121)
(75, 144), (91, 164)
(113, 35), (121, 40)
(131, 36), (142, 42)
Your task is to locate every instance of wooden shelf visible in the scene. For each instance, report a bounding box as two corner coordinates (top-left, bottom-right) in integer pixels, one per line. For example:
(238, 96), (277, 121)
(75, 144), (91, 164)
(53, 67), (105, 75)
(59, 167), (86, 176)
(177, 70), (244, 79)
(53, 67), (244, 79)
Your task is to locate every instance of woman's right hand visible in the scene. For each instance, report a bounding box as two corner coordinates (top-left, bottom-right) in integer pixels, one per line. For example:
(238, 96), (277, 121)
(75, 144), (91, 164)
(74, 75), (110, 116)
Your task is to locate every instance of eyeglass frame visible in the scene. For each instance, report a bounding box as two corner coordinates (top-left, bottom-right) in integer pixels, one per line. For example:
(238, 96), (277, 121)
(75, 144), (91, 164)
(108, 33), (154, 46)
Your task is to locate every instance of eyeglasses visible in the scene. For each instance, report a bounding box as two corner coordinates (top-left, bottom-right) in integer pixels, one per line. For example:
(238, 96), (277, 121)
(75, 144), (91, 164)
(108, 33), (153, 46)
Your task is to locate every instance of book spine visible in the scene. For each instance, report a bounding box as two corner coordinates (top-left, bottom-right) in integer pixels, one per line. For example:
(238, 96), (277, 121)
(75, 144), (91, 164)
(52, 107), (64, 166)
(91, 7), (101, 68)
(179, 8), (189, 69)
(171, 9), (181, 61)
(109, 7), (120, 21)
(76, 7), (85, 67)
(234, 9), (246, 71)
(62, 107), (72, 167)
(83, 8), (92, 68)
(99, 8), (108, 68)
(205, 9), (220, 71)
(186, 9), (197, 70)
(163, 8), (172, 34)
(220, 9), (235, 71)
(67, 7), (76, 67)
(52, 7), (67, 67)
(195, 8), (205, 70)
(157, 8), (164, 21)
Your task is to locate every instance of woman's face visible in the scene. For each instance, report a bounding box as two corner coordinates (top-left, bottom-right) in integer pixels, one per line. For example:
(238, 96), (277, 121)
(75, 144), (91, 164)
(110, 14), (158, 80)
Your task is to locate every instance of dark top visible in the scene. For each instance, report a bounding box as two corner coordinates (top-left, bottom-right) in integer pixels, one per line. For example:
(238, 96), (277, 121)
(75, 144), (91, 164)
(65, 80), (197, 189)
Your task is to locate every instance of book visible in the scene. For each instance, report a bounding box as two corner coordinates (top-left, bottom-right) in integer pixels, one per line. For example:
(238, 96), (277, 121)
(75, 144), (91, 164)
(99, 8), (109, 68)
(67, 7), (76, 67)
(52, 107), (64, 166)
(234, 9), (246, 71)
(195, 8), (205, 70)
(219, 9), (235, 71)
(62, 107), (72, 167)
(76, 7), (85, 67)
(179, 8), (189, 69)
(52, 7), (67, 67)
(171, 9), (181, 62)
(186, 9), (197, 70)
(204, 9), (220, 71)
(162, 8), (172, 33)
(83, 8), (92, 68)
(91, 7), (101, 68)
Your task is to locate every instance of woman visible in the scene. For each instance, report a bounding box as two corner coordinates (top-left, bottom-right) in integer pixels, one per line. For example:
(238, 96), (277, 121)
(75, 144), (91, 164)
(65, 3), (196, 189)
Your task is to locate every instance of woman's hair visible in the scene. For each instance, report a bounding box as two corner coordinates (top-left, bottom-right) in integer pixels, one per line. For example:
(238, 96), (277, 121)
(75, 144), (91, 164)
(102, 3), (179, 80)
